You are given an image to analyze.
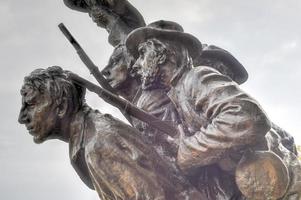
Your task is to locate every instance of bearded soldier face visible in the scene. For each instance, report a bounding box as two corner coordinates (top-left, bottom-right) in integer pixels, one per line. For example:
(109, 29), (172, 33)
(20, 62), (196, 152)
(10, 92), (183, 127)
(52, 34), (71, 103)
(133, 38), (181, 91)
(132, 39), (166, 90)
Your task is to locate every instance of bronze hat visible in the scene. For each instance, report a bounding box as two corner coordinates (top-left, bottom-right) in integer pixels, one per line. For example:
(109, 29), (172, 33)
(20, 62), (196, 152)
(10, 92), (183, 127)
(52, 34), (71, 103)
(125, 20), (203, 61)
(199, 45), (248, 84)
(63, 0), (89, 12)
(63, 0), (145, 28)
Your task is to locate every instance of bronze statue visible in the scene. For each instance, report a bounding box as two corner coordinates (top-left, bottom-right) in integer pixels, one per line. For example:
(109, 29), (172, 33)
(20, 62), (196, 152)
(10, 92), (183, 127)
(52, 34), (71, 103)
(125, 23), (301, 199)
(18, 66), (205, 200)
(18, 0), (301, 199)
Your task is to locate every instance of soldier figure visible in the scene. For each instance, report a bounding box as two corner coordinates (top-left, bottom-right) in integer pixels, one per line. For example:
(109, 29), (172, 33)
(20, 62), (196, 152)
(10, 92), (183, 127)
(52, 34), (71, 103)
(18, 1), (301, 200)
(125, 23), (301, 199)
(18, 66), (204, 200)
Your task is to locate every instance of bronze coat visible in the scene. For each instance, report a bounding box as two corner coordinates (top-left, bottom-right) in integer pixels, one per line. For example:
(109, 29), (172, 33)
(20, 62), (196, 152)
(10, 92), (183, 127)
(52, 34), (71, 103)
(69, 107), (203, 200)
(168, 66), (271, 199)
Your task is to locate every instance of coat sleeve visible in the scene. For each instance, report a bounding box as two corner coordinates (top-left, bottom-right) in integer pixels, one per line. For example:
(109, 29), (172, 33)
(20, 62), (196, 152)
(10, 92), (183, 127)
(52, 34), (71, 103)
(177, 66), (271, 171)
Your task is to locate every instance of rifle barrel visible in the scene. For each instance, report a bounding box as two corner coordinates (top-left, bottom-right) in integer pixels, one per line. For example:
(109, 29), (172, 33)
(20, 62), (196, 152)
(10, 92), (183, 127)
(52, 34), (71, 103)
(68, 72), (178, 137)
(58, 23), (81, 50)
(58, 23), (116, 93)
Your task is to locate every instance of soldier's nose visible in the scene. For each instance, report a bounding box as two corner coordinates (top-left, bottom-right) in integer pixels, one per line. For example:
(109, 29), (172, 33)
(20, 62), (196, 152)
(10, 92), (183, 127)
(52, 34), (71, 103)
(18, 114), (25, 124)
(18, 109), (29, 124)
(18, 114), (24, 124)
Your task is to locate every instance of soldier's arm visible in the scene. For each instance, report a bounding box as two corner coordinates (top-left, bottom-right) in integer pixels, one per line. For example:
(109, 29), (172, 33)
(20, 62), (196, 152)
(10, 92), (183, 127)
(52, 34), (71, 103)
(177, 66), (271, 172)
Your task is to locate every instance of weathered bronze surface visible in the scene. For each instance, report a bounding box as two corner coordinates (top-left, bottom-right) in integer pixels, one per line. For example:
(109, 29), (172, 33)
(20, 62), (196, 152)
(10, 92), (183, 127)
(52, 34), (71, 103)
(236, 150), (289, 199)
(18, 0), (301, 200)
(18, 66), (204, 199)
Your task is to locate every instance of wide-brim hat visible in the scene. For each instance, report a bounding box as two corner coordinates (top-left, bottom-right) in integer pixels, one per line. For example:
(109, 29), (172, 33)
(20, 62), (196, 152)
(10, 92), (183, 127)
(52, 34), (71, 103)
(126, 20), (203, 62)
(63, 0), (145, 27)
(199, 45), (248, 84)
(63, 0), (89, 12)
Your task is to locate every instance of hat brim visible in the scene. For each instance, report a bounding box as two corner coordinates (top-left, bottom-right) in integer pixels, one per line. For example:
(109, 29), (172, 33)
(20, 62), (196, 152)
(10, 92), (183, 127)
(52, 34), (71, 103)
(63, 0), (89, 12)
(63, 0), (146, 28)
(126, 27), (202, 61)
(201, 47), (248, 84)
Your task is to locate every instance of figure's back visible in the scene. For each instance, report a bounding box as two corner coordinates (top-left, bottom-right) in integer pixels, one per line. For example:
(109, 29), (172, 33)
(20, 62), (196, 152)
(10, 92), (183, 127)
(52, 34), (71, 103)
(77, 109), (204, 200)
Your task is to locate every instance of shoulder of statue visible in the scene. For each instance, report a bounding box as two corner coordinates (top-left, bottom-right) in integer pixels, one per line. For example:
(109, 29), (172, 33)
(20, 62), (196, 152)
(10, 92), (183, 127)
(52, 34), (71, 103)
(188, 66), (231, 84)
(180, 66), (217, 84)
(190, 65), (220, 76)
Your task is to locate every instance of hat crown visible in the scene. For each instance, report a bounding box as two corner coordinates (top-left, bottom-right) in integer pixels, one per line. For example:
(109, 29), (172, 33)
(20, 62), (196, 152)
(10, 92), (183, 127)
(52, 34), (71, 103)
(147, 20), (184, 32)
(198, 44), (248, 84)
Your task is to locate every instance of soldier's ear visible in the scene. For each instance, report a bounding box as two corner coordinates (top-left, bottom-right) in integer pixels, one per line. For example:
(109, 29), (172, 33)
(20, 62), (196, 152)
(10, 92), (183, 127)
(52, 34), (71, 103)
(57, 97), (68, 118)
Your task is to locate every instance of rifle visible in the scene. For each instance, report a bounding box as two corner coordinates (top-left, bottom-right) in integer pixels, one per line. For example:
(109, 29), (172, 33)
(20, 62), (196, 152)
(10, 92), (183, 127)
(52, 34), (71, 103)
(68, 72), (178, 137)
(59, 23), (133, 123)
(58, 23), (115, 94)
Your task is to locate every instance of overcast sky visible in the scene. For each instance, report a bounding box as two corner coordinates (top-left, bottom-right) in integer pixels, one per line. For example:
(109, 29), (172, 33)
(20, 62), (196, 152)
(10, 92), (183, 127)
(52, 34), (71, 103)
(0, 0), (300, 199)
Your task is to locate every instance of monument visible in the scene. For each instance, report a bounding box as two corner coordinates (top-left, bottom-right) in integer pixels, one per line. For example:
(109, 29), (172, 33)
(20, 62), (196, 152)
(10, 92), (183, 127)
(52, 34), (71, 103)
(18, 0), (301, 199)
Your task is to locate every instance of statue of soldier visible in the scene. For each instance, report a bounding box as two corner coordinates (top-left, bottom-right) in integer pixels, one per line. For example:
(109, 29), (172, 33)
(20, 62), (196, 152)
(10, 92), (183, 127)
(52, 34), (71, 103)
(60, 1), (300, 199)
(63, 0), (299, 160)
(18, 66), (205, 200)
(125, 24), (301, 199)
(98, 20), (301, 199)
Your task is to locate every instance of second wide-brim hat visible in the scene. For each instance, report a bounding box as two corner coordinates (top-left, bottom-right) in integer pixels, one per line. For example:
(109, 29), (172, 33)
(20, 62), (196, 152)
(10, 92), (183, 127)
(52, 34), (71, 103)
(126, 20), (248, 85)
(63, 0), (145, 28)
(199, 45), (248, 84)
(63, 0), (89, 12)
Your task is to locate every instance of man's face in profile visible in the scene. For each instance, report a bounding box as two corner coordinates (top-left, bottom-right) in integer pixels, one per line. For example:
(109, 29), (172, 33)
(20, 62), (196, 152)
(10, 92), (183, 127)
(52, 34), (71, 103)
(18, 84), (59, 144)
(102, 47), (130, 89)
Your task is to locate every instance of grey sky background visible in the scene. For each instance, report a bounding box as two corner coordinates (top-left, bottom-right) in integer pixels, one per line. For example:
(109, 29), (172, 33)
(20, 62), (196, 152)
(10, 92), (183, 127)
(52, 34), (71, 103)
(0, 0), (300, 199)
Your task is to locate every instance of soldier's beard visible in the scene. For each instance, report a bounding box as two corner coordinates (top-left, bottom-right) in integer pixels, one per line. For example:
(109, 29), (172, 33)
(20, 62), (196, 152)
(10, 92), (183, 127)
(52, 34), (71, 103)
(142, 67), (167, 90)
